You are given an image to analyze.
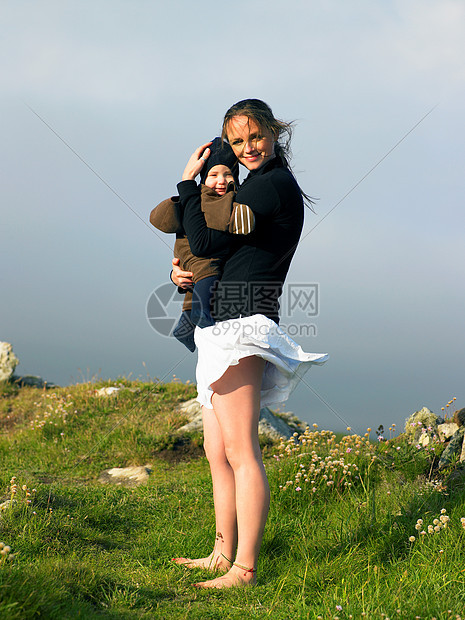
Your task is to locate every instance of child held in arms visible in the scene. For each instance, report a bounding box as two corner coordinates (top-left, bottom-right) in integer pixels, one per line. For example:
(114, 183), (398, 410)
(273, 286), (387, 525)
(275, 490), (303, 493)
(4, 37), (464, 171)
(150, 138), (254, 352)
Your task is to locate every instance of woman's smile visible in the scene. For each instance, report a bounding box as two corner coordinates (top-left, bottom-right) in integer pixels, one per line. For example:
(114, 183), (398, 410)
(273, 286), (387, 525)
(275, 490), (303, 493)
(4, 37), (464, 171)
(226, 116), (276, 171)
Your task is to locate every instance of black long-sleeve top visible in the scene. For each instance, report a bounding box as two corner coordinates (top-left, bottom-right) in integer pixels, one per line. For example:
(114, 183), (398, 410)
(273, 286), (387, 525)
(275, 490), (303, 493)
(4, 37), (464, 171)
(177, 156), (304, 323)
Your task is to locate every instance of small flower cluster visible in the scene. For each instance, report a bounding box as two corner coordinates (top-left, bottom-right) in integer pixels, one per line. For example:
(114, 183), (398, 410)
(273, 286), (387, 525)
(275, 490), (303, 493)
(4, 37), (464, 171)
(441, 396), (457, 418)
(409, 508), (453, 540)
(5, 476), (36, 507)
(422, 478), (447, 492)
(9, 475), (17, 500)
(30, 391), (75, 431)
(0, 541), (14, 565)
(274, 426), (376, 497)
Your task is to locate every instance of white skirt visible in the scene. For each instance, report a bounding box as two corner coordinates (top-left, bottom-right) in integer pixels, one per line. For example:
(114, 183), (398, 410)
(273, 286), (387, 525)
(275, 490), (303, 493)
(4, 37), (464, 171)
(194, 314), (329, 409)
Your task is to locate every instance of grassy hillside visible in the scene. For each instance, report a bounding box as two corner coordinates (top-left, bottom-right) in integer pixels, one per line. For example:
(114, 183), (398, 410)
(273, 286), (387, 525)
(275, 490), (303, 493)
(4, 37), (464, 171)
(1, 379), (465, 619)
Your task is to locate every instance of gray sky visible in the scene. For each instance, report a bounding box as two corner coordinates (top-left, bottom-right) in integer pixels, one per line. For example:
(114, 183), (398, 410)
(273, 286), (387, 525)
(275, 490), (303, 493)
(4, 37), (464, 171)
(2, 0), (464, 434)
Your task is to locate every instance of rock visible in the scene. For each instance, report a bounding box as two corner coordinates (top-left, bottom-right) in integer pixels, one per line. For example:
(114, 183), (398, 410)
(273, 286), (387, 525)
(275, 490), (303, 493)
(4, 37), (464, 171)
(0, 342), (19, 382)
(98, 465), (152, 486)
(95, 387), (121, 397)
(177, 401), (204, 433)
(438, 422), (459, 441)
(176, 398), (202, 418)
(415, 421), (457, 448)
(454, 408), (465, 427)
(12, 375), (57, 388)
(418, 431), (431, 447)
(176, 398), (304, 441)
(258, 408), (303, 441)
(439, 427), (465, 469)
(460, 435), (465, 464)
(404, 407), (443, 442)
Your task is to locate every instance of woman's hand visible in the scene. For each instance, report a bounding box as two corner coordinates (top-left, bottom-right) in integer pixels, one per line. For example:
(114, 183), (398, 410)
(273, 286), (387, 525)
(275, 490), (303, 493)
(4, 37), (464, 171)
(171, 257), (193, 289)
(181, 142), (212, 181)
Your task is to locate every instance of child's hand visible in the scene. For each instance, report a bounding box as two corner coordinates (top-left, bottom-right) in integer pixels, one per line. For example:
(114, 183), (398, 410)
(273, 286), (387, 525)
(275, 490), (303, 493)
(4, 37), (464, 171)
(181, 142), (212, 181)
(171, 258), (193, 288)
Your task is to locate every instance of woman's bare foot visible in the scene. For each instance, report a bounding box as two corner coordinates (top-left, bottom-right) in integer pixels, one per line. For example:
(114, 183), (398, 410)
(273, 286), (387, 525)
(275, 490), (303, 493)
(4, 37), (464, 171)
(194, 564), (256, 589)
(172, 552), (231, 573)
(172, 532), (233, 573)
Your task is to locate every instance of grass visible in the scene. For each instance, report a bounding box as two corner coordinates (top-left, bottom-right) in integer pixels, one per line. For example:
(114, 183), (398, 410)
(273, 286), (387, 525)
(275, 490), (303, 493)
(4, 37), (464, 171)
(1, 379), (465, 619)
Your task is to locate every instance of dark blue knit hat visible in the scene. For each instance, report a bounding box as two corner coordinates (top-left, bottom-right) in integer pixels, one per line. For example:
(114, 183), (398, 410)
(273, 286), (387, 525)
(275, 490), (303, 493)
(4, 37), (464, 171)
(199, 137), (239, 185)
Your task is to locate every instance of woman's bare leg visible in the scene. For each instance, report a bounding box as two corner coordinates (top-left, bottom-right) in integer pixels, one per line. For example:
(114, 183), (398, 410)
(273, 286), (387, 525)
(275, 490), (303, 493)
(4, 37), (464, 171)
(195, 356), (268, 588)
(173, 406), (237, 571)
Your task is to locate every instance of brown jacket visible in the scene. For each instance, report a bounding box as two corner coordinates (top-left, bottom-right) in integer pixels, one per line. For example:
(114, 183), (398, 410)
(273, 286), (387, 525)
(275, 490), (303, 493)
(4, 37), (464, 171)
(150, 184), (254, 311)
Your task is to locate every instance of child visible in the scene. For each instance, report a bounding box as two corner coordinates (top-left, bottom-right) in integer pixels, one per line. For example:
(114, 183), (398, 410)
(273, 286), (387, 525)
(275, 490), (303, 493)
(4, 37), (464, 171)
(150, 138), (254, 352)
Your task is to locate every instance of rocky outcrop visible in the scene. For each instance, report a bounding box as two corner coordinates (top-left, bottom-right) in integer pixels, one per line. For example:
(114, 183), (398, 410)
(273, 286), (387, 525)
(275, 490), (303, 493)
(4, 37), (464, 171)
(176, 398), (305, 441)
(439, 408), (465, 469)
(0, 342), (19, 382)
(405, 407), (444, 443)
(437, 422), (459, 440)
(12, 375), (57, 388)
(439, 428), (465, 469)
(404, 405), (465, 470)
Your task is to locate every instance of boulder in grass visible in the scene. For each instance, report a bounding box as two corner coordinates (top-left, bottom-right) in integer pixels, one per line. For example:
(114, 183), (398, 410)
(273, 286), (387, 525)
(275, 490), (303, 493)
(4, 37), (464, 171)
(460, 434), (465, 464)
(404, 407), (442, 442)
(0, 342), (19, 382)
(439, 407), (465, 469)
(98, 465), (152, 486)
(13, 375), (57, 388)
(438, 428), (465, 470)
(437, 422), (459, 441)
(95, 387), (121, 397)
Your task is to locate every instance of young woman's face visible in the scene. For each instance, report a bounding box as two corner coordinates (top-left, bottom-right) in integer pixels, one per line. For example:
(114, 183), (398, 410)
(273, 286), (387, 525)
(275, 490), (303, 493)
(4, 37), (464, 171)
(204, 164), (235, 196)
(226, 116), (275, 171)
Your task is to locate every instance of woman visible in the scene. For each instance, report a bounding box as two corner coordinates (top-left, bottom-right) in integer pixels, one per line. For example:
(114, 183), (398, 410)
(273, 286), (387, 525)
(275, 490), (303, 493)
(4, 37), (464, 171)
(171, 99), (328, 588)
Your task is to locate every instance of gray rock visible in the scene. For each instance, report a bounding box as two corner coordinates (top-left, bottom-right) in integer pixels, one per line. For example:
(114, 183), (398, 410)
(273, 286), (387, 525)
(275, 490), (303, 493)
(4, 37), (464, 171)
(176, 398), (304, 441)
(418, 431), (432, 447)
(404, 407), (443, 442)
(12, 375), (57, 388)
(98, 465), (152, 486)
(95, 387), (121, 397)
(455, 408), (465, 427)
(418, 422), (459, 447)
(0, 342), (19, 382)
(460, 435), (465, 463)
(438, 427), (465, 469)
(438, 422), (459, 440)
(258, 408), (303, 441)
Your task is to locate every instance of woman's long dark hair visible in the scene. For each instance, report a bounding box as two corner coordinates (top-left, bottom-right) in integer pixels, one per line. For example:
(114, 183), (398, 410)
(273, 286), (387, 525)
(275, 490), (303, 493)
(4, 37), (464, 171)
(221, 99), (315, 210)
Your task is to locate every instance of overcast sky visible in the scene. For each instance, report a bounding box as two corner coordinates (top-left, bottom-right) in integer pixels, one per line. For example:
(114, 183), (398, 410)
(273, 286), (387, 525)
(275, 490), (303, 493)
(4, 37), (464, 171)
(2, 0), (464, 434)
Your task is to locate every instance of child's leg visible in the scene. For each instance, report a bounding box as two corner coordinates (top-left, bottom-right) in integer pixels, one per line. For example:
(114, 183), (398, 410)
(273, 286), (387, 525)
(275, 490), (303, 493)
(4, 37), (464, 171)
(190, 276), (218, 329)
(172, 310), (196, 352)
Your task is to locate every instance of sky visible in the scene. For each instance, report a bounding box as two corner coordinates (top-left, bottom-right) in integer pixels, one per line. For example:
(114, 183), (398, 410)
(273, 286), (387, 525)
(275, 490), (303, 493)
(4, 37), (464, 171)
(1, 0), (464, 434)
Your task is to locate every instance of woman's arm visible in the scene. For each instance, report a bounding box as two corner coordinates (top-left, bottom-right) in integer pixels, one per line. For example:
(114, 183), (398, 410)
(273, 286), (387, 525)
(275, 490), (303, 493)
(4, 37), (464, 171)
(178, 181), (234, 256)
(177, 142), (236, 257)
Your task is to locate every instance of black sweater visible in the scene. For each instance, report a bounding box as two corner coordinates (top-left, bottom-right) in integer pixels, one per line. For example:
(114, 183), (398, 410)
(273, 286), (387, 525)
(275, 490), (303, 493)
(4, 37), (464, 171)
(177, 156), (304, 323)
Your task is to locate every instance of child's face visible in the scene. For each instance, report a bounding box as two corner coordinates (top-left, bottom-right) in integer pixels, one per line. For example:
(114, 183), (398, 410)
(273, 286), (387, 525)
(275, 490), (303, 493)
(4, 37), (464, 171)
(204, 165), (235, 196)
